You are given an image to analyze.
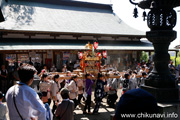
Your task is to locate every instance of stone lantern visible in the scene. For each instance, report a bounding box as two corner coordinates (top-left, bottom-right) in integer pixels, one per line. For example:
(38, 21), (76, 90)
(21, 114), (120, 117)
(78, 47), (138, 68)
(129, 0), (180, 102)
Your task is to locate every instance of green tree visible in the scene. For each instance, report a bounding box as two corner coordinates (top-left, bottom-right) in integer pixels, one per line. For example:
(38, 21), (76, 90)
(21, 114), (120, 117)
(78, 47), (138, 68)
(170, 51), (180, 67)
(140, 51), (148, 62)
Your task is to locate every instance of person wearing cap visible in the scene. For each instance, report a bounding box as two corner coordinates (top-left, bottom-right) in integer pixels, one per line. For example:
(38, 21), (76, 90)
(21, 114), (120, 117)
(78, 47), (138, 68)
(6, 64), (46, 120)
(55, 88), (74, 120)
(114, 88), (159, 120)
(0, 91), (7, 120)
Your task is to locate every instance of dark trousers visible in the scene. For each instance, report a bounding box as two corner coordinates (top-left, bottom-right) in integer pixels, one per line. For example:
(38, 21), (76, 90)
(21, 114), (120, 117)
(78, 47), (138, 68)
(72, 98), (78, 108)
(107, 93), (117, 107)
(48, 98), (51, 105)
(93, 99), (102, 113)
(78, 94), (83, 104)
(52, 100), (57, 115)
(84, 95), (91, 112)
(0, 79), (7, 93)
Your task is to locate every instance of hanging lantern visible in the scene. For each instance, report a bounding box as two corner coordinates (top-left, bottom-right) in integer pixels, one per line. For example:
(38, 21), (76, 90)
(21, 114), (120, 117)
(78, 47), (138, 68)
(78, 52), (83, 59)
(133, 7), (138, 18)
(103, 50), (107, 58)
(142, 10), (147, 21)
(93, 41), (98, 50)
(97, 52), (101, 57)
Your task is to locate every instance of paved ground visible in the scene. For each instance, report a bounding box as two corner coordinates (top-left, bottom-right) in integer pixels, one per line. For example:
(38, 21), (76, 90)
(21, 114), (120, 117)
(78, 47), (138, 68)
(73, 89), (122, 120)
(4, 89), (122, 120)
(74, 98), (116, 120)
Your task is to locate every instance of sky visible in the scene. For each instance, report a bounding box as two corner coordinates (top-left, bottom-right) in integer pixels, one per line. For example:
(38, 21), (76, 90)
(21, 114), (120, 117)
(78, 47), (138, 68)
(76, 0), (180, 48)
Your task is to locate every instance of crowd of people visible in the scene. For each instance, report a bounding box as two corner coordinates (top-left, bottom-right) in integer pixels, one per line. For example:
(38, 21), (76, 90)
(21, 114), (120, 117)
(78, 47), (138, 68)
(0, 59), (178, 120)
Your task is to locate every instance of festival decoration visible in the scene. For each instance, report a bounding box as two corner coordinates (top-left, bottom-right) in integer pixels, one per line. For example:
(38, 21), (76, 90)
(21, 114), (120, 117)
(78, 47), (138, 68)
(78, 52), (83, 59)
(103, 50), (107, 58)
(78, 42), (103, 75)
(93, 41), (98, 50)
(97, 52), (101, 57)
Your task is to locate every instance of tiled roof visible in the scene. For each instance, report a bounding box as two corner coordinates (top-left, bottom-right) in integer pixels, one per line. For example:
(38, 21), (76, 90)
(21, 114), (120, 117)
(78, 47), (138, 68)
(0, 0), (145, 36)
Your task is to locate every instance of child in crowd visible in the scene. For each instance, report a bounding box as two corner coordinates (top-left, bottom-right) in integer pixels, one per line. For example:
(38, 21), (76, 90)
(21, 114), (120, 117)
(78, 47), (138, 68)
(38, 92), (53, 120)
(0, 91), (7, 120)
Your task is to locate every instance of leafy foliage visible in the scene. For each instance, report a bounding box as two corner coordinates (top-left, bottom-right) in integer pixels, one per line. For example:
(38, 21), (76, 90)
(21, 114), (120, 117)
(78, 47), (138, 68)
(170, 51), (180, 67)
(140, 51), (148, 62)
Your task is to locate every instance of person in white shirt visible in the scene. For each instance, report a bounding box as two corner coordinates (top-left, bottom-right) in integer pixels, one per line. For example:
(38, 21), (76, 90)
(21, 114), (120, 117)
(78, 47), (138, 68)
(51, 74), (61, 115)
(50, 65), (57, 72)
(107, 78), (118, 108)
(138, 66), (146, 76)
(39, 73), (52, 105)
(6, 64), (46, 120)
(67, 76), (78, 108)
(77, 79), (84, 104)
(129, 71), (138, 90)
